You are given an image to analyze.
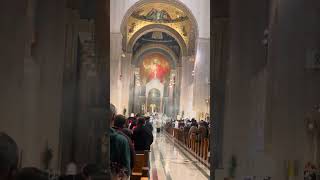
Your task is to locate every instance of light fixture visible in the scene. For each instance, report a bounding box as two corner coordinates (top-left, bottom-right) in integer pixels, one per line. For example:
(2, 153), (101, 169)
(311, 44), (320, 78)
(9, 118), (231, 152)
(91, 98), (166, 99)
(121, 53), (126, 58)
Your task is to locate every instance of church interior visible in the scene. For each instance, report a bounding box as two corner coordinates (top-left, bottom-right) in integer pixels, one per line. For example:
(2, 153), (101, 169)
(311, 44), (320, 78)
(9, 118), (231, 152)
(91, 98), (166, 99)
(0, 0), (320, 180)
(110, 0), (210, 123)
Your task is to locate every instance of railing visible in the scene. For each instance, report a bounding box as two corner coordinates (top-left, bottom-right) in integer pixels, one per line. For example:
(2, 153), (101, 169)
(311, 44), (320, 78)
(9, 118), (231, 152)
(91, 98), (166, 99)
(165, 125), (210, 166)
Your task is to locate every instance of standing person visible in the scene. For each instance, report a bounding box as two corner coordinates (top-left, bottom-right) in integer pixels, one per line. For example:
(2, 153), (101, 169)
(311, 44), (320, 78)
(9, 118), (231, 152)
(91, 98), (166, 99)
(113, 114), (136, 170)
(0, 132), (18, 180)
(145, 116), (153, 132)
(198, 121), (209, 140)
(183, 125), (191, 144)
(189, 121), (199, 140)
(155, 118), (161, 133)
(109, 104), (131, 180)
(132, 118), (154, 151)
(129, 121), (137, 131)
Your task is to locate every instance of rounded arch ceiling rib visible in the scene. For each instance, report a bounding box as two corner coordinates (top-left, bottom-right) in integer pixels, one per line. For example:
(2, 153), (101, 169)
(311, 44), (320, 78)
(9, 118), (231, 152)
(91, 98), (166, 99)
(127, 24), (187, 57)
(120, 0), (198, 57)
(133, 43), (179, 68)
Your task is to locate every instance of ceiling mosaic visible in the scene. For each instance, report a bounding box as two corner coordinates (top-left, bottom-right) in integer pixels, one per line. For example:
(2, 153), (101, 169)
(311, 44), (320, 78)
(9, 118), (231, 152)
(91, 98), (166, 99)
(133, 31), (181, 57)
(127, 2), (192, 47)
(131, 3), (189, 23)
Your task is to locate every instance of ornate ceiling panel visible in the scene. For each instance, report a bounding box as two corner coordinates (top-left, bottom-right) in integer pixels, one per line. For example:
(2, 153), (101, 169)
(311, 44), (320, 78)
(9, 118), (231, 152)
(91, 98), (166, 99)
(131, 3), (188, 23)
(126, 2), (192, 48)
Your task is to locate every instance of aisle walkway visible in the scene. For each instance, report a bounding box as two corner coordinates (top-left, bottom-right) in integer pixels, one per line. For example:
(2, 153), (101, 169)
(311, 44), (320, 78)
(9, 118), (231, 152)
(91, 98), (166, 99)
(149, 131), (209, 180)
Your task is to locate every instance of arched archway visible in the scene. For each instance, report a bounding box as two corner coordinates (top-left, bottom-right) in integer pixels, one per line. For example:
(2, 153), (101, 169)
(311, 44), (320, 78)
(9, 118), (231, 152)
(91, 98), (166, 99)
(147, 88), (161, 113)
(120, 0), (198, 57)
(132, 43), (179, 68)
(122, 0), (199, 117)
(127, 24), (188, 56)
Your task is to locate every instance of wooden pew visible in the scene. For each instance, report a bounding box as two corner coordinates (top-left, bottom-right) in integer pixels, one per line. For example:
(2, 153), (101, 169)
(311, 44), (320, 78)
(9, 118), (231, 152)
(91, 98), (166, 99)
(166, 126), (210, 165)
(203, 138), (209, 160)
(131, 151), (150, 180)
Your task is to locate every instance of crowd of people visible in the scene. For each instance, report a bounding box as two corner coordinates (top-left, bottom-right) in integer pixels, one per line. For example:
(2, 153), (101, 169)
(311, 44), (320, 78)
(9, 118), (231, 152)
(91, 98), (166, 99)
(0, 106), (211, 180)
(0, 104), (155, 180)
(0, 103), (210, 180)
(166, 118), (210, 143)
(109, 104), (154, 180)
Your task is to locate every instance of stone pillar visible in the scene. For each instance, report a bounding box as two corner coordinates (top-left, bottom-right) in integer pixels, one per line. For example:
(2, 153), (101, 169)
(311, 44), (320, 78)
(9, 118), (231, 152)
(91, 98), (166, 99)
(76, 28), (98, 165)
(94, 0), (109, 174)
(59, 8), (80, 168)
(110, 33), (123, 110)
(23, 57), (41, 167)
(22, 0), (42, 168)
(179, 56), (195, 118)
(122, 54), (133, 115)
(211, 18), (229, 178)
(32, 0), (67, 170)
(193, 38), (210, 116)
(175, 65), (182, 118)
(128, 65), (137, 114)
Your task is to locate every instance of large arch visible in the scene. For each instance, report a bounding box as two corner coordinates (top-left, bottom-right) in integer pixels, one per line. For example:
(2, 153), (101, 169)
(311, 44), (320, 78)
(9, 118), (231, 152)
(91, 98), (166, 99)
(127, 24), (188, 56)
(120, 0), (198, 57)
(132, 43), (179, 68)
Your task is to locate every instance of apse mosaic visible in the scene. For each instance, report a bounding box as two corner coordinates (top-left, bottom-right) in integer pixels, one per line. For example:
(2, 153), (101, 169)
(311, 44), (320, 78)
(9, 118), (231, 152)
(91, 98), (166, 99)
(127, 2), (192, 47)
(132, 8), (188, 23)
(140, 53), (171, 83)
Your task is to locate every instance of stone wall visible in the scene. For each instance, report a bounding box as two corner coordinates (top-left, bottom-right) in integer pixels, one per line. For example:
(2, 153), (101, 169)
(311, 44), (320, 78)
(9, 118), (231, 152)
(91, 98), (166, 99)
(220, 0), (320, 179)
(0, 0), (68, 170)
(0, 0), (28, 166)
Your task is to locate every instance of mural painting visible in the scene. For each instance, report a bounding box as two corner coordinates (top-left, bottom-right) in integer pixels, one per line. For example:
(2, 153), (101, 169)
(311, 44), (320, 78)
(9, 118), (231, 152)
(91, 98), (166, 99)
(140, 53), (171, 83)
(132, 8), (188, 23)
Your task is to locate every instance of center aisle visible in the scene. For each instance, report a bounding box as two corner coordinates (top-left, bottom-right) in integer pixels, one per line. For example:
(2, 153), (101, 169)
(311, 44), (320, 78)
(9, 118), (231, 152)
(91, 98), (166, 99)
(149, 130), (209, 180)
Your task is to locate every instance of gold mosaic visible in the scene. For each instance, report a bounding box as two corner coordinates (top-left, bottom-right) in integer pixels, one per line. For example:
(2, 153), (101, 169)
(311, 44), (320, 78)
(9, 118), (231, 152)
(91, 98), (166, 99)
(127, 2), (191, 46)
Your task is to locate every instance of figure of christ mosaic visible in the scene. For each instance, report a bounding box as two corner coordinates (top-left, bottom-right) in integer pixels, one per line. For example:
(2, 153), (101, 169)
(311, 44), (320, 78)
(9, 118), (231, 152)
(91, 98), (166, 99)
(140, 53), (170, 83)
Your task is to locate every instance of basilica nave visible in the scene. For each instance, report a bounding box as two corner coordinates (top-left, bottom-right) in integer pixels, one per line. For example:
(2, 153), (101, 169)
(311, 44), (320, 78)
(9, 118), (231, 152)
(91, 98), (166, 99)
(0, 0), (320, 180)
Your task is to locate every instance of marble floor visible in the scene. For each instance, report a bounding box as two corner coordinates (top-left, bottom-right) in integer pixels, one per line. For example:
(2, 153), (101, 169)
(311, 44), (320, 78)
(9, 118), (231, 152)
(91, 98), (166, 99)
(149, 131), (210, 180)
